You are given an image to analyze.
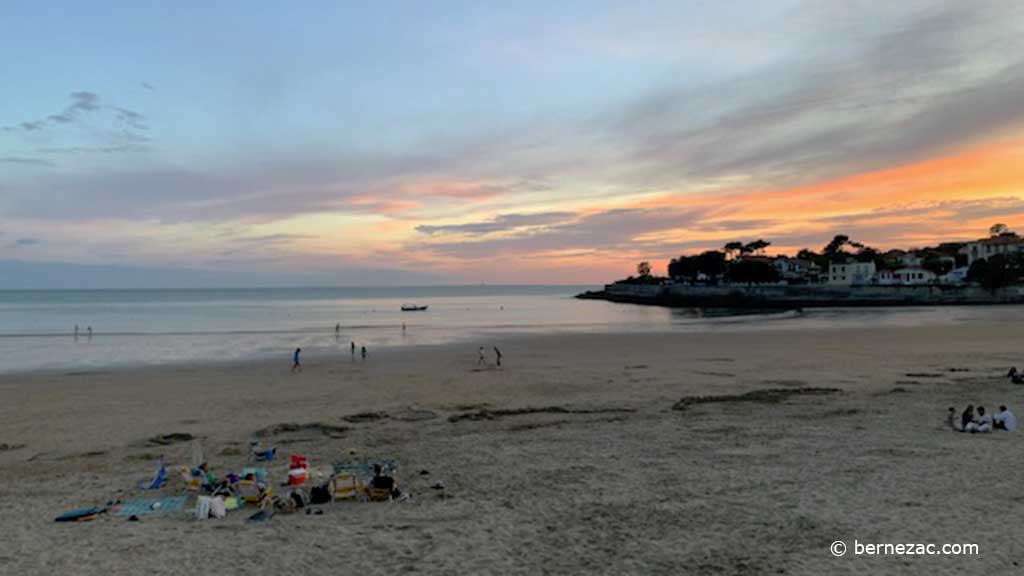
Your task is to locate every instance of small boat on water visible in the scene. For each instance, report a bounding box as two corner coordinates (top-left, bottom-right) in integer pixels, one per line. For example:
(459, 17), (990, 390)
(401, 304), (429, 311)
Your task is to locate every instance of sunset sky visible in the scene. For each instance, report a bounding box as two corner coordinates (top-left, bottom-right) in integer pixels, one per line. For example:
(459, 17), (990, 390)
(2, 0), (1024, 287)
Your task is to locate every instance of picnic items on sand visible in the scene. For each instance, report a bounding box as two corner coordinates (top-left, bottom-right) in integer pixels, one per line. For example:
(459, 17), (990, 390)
(56, 451), (407, 525)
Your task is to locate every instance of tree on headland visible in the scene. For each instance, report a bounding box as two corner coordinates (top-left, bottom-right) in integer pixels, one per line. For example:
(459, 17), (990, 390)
(667, 256), (697, 279)
(990, 223), (1011, 237)
(695, 250), (726, 278)
(725, 259), (780, 285)
(967, 253), (1024, 291)
(823, 234), (863, 255)
(637, 261), (652, 278)
(921, 254), (954, 276)
(668, 250), (726, 282)
(723, 242), (744, 260)
(822, 234), (870, 262)
(854, 246), (880, 264)
(743, 239), (771, 256)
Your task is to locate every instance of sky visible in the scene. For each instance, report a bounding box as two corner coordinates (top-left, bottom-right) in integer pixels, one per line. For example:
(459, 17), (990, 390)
(2, 0), (1024, 287)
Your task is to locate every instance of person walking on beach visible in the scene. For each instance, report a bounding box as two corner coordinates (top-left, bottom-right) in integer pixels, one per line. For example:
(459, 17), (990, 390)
(87, 326), (93, 339)
(478, 346), (486, 366)
(402, 322), (406, 334)
(74, 324), (79, 339)
(335, 323), (340, 337)
(361, 346), (367, 360)
(494, 346), (502, 367)
(351, 341), (356, 356)
(292, 348), (302, 373)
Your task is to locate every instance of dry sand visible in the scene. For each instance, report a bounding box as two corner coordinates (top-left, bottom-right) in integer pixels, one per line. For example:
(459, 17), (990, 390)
(1, 322), (1023, 575)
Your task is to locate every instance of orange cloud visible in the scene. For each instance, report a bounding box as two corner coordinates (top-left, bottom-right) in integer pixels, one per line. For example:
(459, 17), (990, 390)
(344, 195), (421, 215)
(397, 179), (507, 200)
(629, 136), (1024, 247)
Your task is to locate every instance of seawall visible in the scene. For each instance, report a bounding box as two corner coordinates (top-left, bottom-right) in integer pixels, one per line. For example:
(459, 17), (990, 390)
(577, 283), (1024, 308)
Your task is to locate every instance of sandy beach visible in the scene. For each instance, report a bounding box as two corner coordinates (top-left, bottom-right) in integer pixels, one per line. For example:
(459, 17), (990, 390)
(2, 322), (1023, 575)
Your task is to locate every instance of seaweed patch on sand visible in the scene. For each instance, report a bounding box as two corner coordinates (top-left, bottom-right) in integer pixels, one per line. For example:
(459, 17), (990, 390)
(673, 387), (840, 411)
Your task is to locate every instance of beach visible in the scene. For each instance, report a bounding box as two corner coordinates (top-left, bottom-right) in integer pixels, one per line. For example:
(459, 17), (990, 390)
(2, 322), (1023, 575)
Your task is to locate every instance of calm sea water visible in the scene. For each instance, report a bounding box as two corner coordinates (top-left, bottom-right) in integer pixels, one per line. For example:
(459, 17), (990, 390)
(1, 285), (1022, 373)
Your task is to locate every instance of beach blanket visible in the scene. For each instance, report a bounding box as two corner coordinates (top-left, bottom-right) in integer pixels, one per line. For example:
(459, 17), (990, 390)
(113, 495), (188, 517)
(55, 507), (105, 522)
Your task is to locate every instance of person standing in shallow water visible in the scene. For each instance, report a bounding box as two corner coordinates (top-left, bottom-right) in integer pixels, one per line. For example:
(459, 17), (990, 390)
(292, 348), (302, 373)
(361, 346), (367, 360)
(494, 346), (502, 367)
(351, 341), (356, 356)
(478, 347), (486, 366)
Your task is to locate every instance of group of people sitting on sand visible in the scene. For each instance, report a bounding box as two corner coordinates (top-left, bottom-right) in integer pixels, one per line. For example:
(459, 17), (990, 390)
(1007, 367), (1024, 384)
(948, 405), (1017, 433)
(185, 452), (403, 521)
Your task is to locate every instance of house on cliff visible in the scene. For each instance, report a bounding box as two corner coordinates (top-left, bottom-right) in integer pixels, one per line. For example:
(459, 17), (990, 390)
(960, 233), (1024, 266)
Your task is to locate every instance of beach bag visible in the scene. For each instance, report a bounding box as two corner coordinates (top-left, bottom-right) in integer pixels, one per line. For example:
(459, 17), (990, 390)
(194, 496), (211, 520)
(209, 497), (227, 519)
(288, 467), (308, 486)
(310, 485), (330, 504)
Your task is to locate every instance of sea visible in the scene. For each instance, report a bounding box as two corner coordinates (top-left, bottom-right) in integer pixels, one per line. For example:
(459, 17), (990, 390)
(1, 285), (1022, 374)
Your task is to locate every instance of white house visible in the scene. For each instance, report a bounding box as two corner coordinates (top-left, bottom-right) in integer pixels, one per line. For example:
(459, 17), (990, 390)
(774, 257), (820, 283)
(940, 267), (970, 284)
(828, 260), (876, 286)
(892, 267), (936, 285)
(874, 269), (897, 285)
(960, 233), (1024, 266)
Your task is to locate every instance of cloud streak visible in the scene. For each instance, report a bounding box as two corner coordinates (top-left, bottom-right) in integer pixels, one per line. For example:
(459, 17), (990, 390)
(0, 156), (55, 167)
(416, 211), (575, 236)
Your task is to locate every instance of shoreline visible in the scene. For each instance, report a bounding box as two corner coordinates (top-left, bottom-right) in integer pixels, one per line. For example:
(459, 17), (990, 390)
(0, 316), (971, 380)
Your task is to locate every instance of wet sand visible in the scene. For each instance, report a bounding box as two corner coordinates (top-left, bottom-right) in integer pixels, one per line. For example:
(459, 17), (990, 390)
(1, 323), (1023, 574)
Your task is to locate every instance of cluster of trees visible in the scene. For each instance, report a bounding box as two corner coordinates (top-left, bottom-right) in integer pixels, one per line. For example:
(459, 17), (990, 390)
(967, 253), (1024, 291)
(667, 239), (779, 284)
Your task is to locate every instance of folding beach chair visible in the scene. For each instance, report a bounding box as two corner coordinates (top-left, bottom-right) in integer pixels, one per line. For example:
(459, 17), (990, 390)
(367, 486), (393, 502)
(179, 466), (202, 491)
(238, 479), (271, 506)
(330, 471), (364, 501)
